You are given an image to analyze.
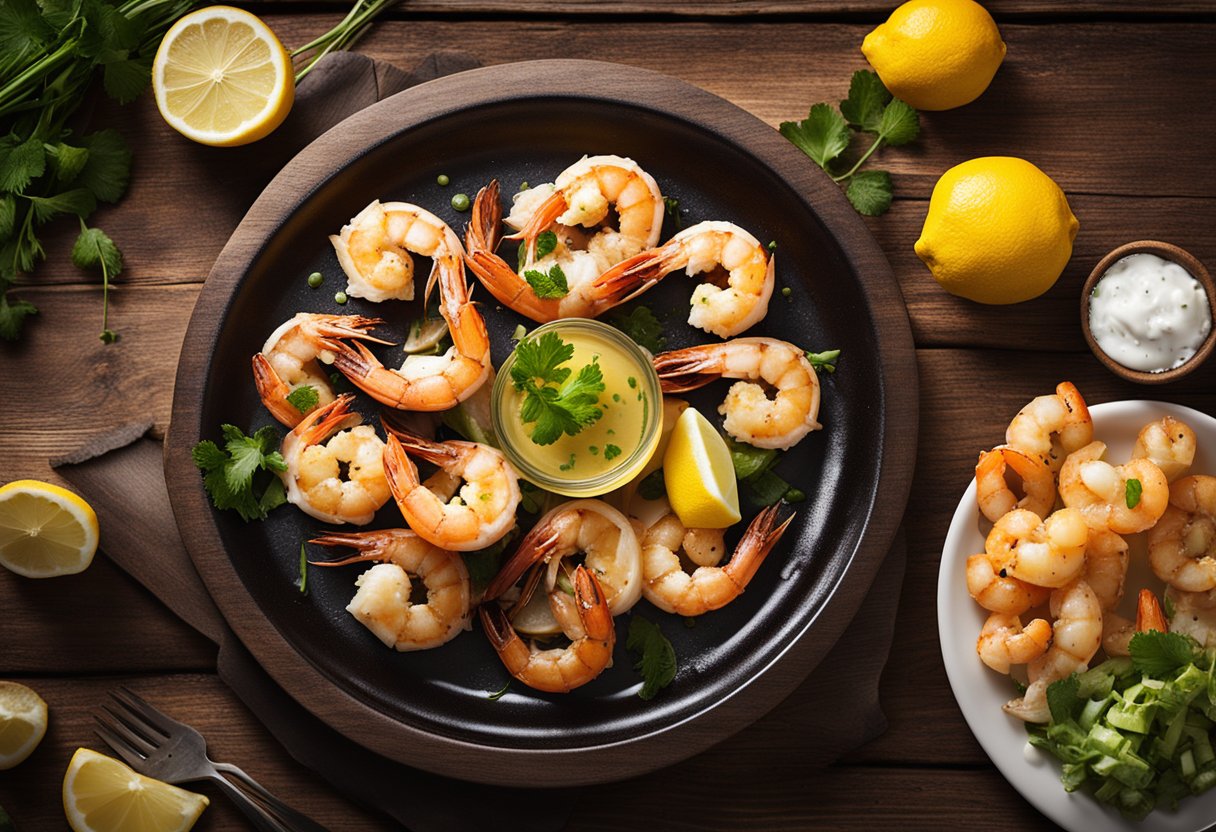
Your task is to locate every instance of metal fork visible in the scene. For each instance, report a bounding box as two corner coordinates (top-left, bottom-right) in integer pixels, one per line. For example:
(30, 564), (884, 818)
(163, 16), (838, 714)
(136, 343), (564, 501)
(93, 687), (329, 832)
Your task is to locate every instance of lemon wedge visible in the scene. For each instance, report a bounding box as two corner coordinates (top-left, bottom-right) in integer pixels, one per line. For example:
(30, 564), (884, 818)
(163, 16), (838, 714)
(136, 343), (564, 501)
(152, 6), (295, 147)
(63, 748), (209, 832)
(0, 681), (48, 770)
(663, 408), (741, 529)
(0, 480), (98, 578)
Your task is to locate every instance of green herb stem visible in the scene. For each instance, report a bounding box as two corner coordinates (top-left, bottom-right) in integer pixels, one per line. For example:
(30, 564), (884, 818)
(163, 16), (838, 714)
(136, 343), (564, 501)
(291, 0), (398, 83)
(831, 135), (885, 184)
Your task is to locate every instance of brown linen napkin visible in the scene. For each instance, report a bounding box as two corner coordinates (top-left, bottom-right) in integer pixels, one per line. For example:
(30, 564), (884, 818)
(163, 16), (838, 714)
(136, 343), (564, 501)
(54, 429), (905, 818)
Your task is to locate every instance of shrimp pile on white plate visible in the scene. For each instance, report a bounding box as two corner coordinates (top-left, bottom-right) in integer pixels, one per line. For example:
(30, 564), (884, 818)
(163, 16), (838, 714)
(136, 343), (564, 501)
(966, 383), (1216, 723)
(240, 154), (822, 695)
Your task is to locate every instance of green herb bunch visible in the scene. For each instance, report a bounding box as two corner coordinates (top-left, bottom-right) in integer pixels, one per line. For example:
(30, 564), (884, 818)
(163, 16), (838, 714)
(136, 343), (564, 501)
(780, 70), (920, 216)
(0, 0), (199, 342)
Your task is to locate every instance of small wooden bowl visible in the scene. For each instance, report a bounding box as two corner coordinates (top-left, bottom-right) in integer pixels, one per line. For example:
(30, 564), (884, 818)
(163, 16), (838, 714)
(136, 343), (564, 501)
(1081, 240), (1216, 384)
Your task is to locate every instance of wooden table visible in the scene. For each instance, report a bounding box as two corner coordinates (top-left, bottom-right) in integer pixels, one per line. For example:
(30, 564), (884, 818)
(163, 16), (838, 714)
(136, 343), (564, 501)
(2, 2), (1214, 829)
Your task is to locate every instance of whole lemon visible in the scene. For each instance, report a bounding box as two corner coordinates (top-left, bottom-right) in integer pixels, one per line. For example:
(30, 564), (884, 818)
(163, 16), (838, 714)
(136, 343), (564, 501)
(862, 0), (1006, 111)
(915, 157), (1079, 305)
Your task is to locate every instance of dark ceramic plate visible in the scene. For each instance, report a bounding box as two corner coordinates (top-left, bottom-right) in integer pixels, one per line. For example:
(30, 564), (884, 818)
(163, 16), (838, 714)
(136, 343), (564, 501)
(166, 60), (917, 786)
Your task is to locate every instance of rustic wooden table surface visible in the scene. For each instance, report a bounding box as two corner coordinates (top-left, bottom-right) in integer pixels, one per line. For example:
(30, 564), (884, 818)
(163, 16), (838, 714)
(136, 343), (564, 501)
(3, 1), (1215, 829)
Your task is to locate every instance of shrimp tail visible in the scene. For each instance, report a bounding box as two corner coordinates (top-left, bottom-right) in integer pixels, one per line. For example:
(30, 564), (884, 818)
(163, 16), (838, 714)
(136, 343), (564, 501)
(251, 353), (306, 427)
(379, 424), (460, 467)
(589, 246), (675, 307)
(294, 393), (360, 445)
(572, 565), (615, 643)
(465, 180), (503, 255)
(722, 504), (796, 590)
(310, 314), (392, 350)
(483, 523), (562, 601)
(308, 531), (389, 566)
(382, 433), (423, 503)
(503, 191), (567, 259)
(1136, 588), (1168, 633)
(652, 346), (723, 394)
(479, 603), (516, 653)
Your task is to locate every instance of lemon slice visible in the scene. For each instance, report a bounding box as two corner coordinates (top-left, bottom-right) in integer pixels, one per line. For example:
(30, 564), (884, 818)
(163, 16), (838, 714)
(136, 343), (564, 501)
(0, 681), (48, 770)
(663, 408), (741, 529)
(0, 480), (98, 578)
(63, 748), (209, 832)
(152, 6), (294, 147)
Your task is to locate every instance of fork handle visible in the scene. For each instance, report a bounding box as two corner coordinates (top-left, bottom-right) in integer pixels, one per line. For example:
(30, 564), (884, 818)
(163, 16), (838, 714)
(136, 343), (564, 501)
(209, 772), (293, 832)
(213, 763), (330, 832)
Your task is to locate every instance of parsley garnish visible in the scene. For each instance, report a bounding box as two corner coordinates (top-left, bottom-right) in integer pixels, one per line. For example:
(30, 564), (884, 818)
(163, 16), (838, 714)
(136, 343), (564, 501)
(517, 229), (558, 271)
(509, 332), (605, 446)
(559, 453), (577, 472)
(604, 444), (622, 461)
(627, 615), (677, 700)
(523, 264), (569, 299)
(191, 425), (288, 521)
(1125, 478), (1143, 509)
(295, 543), (309, 594)
(663, 196), (683, 230)
(1128, 631), (1196, 676)
(286, 385), (320, 414)
(607, 306), (666, 353)
(806, 348), (841, 374)
(779, 70), (919, 216)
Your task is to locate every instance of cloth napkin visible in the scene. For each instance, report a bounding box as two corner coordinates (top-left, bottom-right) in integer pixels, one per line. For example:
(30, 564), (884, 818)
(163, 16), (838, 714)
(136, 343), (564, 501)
(50, 51), (908, 829)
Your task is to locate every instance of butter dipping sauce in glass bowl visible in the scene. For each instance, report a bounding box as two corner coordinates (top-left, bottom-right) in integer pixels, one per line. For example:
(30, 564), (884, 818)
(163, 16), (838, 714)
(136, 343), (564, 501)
(492, 318), (662, 497)
(1081, 240), (1216, 384)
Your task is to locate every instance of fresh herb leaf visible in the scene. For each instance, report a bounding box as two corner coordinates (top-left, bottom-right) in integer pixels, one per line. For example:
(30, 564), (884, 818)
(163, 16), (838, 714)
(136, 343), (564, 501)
(192, 424), (287, 522)
(607, 305), (666, 353)
(534, 229), (558, 260)
(1129, 631), (1196, 677)
(1125, 478), (1143, 509)
(0, 194), (15, 239)
(806, 348), (841, 374)
(286, 385), (320, 414)
(510, 332), (605, 445)
(744, 470), (794, 507)
(626, 615), (677, 700)
(877, 98), (920, 146)
(47, 143), (89, 184)
(487, 680), (510, 700)
(725, 436), (779, 481)
(778, 103), (850, 169)
(663, 196), (683, 231)
(559, 452), (577, 471)
(839, 69), (890, 132)
(0, 293), (37, 340)
(0, 136), (46, 193)
(29, 188), (94, 222)
(638, 468), (666, 500)
(523, 264), (568, 299)
(604, 444), (622, 461)
(71, 223), (121, 342)
(76, 130), (131, 204)
(845, 169), (893, 216)
(101, 55), (151, 104)
(295, 543), (309, 594)
(1046, 675), (1081, 724)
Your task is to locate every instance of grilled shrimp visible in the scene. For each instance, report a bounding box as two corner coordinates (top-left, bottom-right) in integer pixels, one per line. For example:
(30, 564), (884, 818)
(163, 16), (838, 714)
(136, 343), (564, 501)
(1131, 416), (1197, 483)
(1083, 529), (1129, 611)
(593, 221), (775, 338)
(640, 504), (794, 617)
(329, 235), (491, 411)
(965, 551), (1050, 615)
(1148, 474), (1216, 592)
(1004, 579), (1103, 723)
(311, 529), (470, 651)
(976, 613), (1051, 674)
(251, 313), (388, 427)
(279, 394), (390, 525)
(330, 200), (462, 303)
(480, 565), (616, 694)
(985, 508), (1088, 589)
(1058, 441), (1168, 534)
(653, 338), (821, 451)
(485, 500), (642, 637)
(1166, 585), (1216, 648)
(1005, 381), (1093, 472)
(974, 445), (1056, 523)
(381, 430), (520, 553)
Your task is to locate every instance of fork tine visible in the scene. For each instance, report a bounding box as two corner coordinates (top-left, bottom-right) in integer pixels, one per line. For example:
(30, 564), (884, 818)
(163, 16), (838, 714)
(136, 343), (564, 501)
(108, 687), (172, 739)
(93, 721), (150, 769)
(97, 707), (158, 755)
(106, 690), (171, 739)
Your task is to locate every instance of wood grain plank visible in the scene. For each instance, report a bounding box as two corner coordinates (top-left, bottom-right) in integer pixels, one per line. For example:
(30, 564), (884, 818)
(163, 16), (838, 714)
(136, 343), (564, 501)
(16, 19), (1215, 296)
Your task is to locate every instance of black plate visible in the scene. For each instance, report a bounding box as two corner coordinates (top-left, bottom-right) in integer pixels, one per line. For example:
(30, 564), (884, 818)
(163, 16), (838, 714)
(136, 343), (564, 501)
(167, 60), (917, 786)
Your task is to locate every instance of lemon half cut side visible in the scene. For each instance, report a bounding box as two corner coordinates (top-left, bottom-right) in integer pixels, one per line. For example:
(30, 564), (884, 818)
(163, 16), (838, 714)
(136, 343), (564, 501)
(0, 480), (98, 578)
(63, 748), (209, 832)
(0, 681), (48, 770)
(152, 5), (295, 147)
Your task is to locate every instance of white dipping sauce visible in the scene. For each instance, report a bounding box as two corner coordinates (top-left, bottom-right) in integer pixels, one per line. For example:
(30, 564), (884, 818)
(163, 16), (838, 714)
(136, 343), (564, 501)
(1088, 253), (1211, 372)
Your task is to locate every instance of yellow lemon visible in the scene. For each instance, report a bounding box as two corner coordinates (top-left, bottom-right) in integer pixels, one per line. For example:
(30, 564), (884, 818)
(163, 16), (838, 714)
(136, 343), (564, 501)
(152, 6), (294, 147)
(0, 480), (99, 578)
(663, 408), (741, 530)
(0, 681), (48, 770)
(915, 157), (1078, 305)
(862, 0), (1006, 111)
(63, 748), (209, 832)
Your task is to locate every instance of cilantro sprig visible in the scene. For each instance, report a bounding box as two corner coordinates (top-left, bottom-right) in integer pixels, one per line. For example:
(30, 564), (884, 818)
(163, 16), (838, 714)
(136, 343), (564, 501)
(523, 264), (568, 299)
(607, 305), (666, 354)
(509, 331), (605, 446)
(191, 425), (288, 521)
(779, 71), (920, 216)
(626, 615), (677, 700)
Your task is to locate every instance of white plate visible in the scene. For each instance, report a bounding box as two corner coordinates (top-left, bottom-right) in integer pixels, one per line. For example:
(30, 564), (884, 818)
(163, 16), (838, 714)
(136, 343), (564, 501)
(938, 399), (1216, 831)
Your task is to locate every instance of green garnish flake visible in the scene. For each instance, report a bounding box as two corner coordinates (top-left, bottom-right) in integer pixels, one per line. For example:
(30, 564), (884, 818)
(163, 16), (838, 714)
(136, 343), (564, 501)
(1125, 478), (1143, 509)
(604, 444), (622, 461)
(556, 572), (575, 597)
(607, 306), (666, 353)
(767, 240), (777, 251)
(559, 453), (577, 472)
(295, 543), (309, 594)
(285, 385), (319, 414)
(511, 323), (528, 342)
(626, 615), (677, 700)
(806, 348), (841, 374)
(524, 264), (569, 299)
(589, 446), (599, 455)
(638, 469), (666, 500)
(487, 680), (510, 700)
(612, 393), (622, 403)
(627, 376), (637, 389)
(663, 196), (683, 230)
(191, 425), (288, 522)
(516, 230), (558, 272)
(510, 331), (605, 446)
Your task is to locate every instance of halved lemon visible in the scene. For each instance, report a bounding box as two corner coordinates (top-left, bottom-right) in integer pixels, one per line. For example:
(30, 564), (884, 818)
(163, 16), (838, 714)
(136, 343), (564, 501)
(0, 681), (48, 770)
(152, 6), (295, 147)
(663, 407), (741, 529)
(0, 480), (98, 578)
(63, 748), (209, 832)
